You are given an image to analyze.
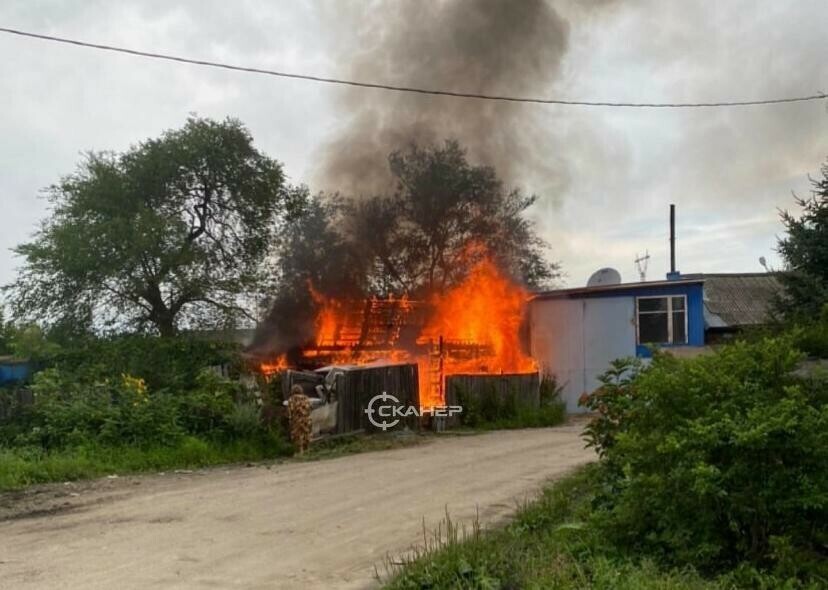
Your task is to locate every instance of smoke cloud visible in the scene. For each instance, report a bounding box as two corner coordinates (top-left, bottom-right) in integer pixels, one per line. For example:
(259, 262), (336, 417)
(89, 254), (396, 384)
(315, 0), (579, 196)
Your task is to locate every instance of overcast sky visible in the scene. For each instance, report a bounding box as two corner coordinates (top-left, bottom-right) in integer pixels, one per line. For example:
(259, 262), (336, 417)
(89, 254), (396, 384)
(1, 0), (826, 290)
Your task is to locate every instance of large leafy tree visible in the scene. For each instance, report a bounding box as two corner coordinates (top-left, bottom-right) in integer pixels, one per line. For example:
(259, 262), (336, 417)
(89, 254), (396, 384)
(6, 117), (294, 336)
(344, 140), (557, 295)
(251, 141), (557, 353)
(252, 193), (371, 352)
(776, 159), (828, 319)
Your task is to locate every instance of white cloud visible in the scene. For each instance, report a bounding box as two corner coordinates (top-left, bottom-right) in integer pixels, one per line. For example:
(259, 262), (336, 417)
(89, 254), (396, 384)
(0, 0), (825, 293)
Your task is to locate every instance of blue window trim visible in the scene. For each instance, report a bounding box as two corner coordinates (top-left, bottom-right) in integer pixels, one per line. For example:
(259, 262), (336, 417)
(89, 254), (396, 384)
(573, 283), (705, 357)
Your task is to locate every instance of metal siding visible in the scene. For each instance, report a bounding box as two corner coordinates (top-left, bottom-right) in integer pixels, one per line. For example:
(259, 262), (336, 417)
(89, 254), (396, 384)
(529, 298), (583, 412)
(529, 283), (705, 412)
(530, 296), (636, 413)
(583, 297), (637, 398)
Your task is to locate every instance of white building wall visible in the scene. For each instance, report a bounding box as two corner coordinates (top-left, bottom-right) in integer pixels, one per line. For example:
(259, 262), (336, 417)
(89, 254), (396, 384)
(529, 296), (637, 413)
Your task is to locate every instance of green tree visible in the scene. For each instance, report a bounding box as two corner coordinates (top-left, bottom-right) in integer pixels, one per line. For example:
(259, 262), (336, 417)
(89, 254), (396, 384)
(251, 141), (557, 353)
(776, 159), (828, 319)
(0, 309), (12, 355)
(6, 117), (296, 336)
(345, 140), (557, 295)
(252, 193), (371, 352)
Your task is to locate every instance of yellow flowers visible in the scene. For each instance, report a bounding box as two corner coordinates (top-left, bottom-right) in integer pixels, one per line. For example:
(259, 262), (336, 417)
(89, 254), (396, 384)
(121, 374), (148, 406)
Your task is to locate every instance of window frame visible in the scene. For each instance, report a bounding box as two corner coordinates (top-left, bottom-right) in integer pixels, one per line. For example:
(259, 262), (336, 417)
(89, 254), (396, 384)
(635, 294), (688, 345)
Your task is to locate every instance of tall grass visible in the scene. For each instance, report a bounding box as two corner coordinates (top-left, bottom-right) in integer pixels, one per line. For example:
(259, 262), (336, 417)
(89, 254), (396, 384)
(0, 435), (290, 491)
(381, 466), (736, 589)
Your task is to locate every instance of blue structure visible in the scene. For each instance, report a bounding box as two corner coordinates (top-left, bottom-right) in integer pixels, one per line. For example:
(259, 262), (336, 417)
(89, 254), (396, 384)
(529, 272), (780, 412)
(0, 356), (33, 385)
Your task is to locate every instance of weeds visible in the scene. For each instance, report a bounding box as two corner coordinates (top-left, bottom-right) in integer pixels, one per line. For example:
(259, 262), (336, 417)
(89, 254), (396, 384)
(382, 465), (730, 589)
(0, 434), (290, 491)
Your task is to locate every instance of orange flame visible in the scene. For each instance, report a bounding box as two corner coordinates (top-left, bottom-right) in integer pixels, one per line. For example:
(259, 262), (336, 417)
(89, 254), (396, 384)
(260, 354), (288, 375)
(261, 254), (536, 409)
(416, 258), (536, 406)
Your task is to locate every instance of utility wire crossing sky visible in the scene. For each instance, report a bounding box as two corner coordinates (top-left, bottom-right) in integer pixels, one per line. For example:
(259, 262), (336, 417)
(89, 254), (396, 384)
(1, 26), (826, 109)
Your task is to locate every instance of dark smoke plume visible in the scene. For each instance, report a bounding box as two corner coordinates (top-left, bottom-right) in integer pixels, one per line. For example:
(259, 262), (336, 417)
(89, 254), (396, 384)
(252, 1), (614, 357)
(315, 0), (572, 196)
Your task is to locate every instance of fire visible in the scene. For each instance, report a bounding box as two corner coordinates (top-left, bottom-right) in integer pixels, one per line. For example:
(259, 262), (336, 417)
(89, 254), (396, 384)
(416, 258), (537, 406)
(308, 282), (345, 347)
(418, 258), (534, 370)
(261, 255), (536, 409)
(260, 354), (289, 375)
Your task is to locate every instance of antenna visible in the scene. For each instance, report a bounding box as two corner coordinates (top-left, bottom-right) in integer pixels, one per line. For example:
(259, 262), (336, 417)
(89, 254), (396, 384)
(634, 250), (650, 282)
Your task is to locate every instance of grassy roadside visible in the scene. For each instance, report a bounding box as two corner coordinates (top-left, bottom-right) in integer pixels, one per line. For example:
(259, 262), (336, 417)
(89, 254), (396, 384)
(0, 431), (431, 492)
(0, 416), (574, 492)
(0, 404), (565, 492)
(381, 465), (731, 590)
(0, 435), (290, 491)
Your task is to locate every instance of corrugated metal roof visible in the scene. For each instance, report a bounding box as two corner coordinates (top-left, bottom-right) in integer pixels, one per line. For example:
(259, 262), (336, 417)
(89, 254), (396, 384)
(687, 273), (783, 328)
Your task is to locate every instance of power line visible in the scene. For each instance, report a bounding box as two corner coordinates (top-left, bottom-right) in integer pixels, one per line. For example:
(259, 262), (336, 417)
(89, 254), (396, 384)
(1, 25), (826, 109)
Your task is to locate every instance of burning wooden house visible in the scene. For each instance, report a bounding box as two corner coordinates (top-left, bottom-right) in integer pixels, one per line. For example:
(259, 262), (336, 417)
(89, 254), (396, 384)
(251, 257), (540, 432)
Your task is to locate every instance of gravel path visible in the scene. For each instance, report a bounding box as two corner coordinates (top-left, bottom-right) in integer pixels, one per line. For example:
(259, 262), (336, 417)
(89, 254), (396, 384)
(0, 423), (593, 589)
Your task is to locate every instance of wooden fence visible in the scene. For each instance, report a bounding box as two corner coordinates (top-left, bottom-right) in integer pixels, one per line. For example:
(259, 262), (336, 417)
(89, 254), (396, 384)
(444, 372), (540, 427)
(334, 363), (419, 434)
(281, 363), (420, 434)
(0, 388), (34, 422)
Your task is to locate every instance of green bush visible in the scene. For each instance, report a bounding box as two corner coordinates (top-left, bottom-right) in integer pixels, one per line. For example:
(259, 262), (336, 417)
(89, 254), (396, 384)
(46, 334), (241, 391)
(384, 466), (733, 590)
(790, 305), (828, 359)
(225, 403), (262, 438)
(0, 334), (293, 488)
(0, 434), (291, 491)
(579, 357), (645, 458)
(581, 337), (828, 579)
(175, 369), (238, 436)
(6, 369), (185, 448)
(1, 366), (282, 452)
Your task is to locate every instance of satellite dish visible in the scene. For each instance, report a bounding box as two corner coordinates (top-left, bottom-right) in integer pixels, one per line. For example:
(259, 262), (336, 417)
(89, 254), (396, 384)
(587, 267), (622, 287)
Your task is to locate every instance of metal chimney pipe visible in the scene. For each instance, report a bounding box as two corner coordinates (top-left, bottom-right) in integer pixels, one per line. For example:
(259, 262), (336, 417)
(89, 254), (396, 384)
(669, 204), (676, 274)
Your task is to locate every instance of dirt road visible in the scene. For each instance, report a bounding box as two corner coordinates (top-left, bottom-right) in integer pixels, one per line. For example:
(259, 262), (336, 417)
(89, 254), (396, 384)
(0, 423), (593, 589)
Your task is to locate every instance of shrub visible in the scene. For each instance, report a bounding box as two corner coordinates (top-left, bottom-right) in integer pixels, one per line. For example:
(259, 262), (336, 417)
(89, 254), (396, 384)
(1, 366), (283, 452)
(579, 357), (645, 458)
(582, 337), (828, 579)
(539, 371), (564, 406)
(225, 403), (262, 438)
(9, 369), (185, 448)
(790, 305), (828, 359)
(47, 334), (241, 392)
(175, 369), (239, 436)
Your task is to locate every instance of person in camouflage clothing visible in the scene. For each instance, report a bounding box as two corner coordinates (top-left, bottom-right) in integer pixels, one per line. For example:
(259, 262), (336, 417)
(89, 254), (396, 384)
(287, 384), (312, 455)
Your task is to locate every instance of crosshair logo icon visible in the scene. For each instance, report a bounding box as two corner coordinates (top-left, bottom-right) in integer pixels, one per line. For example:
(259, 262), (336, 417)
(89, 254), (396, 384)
(364, 391), (401, 431)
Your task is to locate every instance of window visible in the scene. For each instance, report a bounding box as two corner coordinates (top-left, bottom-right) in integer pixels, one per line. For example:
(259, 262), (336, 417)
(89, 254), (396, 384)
(636, 295), (687, 345)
